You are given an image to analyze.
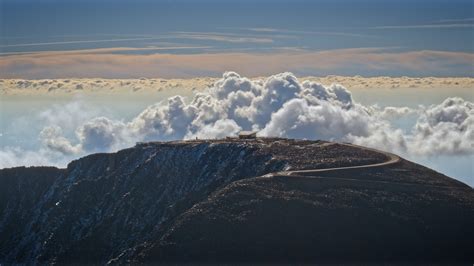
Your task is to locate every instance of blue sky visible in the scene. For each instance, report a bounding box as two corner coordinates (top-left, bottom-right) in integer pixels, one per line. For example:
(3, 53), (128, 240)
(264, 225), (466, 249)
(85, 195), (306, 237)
(1, 0), (473, 77)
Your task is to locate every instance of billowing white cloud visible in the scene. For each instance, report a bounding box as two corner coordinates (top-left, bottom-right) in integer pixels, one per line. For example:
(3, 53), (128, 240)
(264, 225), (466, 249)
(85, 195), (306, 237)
(260, 99), (371, 140)
(77, 117), (128, 152)
(40, 126), (81, 155)
(376, 106), (417, 120)
(342, 97), (473, 156)
(186, 119), (242, 140)
(2, 72), (473, 171)
(130, 96), (199, 141)
(409, 98), (473, 156)
(38, 99), (108, 133)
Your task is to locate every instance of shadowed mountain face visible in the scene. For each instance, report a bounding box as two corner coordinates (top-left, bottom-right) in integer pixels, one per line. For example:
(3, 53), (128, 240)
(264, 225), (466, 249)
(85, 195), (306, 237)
(0, 138), (472, 264)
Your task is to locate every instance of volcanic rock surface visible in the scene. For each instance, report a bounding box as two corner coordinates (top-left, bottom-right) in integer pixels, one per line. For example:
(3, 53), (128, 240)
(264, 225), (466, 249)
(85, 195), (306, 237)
(0, 138), (472, 264)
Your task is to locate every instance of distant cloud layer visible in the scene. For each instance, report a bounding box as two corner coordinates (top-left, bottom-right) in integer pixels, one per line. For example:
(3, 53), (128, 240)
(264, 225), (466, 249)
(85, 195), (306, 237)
(1, 48), (474, 78)
(2, 75), (473, 96)
(2, 72), (472, 170)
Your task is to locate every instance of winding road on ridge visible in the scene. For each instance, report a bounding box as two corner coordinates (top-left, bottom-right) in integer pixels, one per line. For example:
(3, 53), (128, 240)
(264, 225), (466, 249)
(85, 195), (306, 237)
(264, 143), (447, 187)
(280, 143), (401, 177)
(259, 143), (401, 181)
(267, 143), (470, 190)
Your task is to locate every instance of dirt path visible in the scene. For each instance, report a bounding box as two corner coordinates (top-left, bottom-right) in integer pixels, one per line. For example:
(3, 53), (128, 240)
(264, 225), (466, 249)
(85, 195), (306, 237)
(278, 143), (400, 177)
(267, 143), (471, 189)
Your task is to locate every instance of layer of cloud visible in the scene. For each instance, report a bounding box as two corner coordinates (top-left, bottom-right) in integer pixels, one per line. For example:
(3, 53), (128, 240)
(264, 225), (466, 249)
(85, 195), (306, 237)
(1, 48), (474, 78)
(2, 76), (473, 97)
(0, 77), (215, 95)
(1, 72), (472, 182)
(4, 72), (467, 167)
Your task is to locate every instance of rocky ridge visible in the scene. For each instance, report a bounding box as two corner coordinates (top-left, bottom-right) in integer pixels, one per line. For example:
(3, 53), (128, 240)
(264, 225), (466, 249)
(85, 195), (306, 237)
(0, 138), (472, 264)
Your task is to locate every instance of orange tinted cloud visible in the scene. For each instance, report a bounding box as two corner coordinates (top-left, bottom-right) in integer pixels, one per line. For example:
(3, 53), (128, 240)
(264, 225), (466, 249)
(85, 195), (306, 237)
(1, 48), (473, 78)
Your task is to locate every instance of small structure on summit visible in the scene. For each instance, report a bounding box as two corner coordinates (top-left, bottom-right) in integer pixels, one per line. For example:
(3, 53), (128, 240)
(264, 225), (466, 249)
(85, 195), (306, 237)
(238, 131), (257, 139)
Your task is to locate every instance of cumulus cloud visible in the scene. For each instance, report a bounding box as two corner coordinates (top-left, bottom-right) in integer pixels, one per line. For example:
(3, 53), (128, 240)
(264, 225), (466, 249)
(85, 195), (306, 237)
(2, 72), (473, 170)
(40, 126), (81, 155)
(409, 98), (473, 156)
(186, 119), (242, 140)
(348, 97), (473, 156)
(260, 98), (371, 140)
(38, 99), (107, 133)
(77, 117), (128, 152)
(376, 106), (417, 120)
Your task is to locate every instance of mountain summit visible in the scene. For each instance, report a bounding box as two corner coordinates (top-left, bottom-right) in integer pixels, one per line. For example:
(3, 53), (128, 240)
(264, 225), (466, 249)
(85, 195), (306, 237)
(1, 138), (472, 264)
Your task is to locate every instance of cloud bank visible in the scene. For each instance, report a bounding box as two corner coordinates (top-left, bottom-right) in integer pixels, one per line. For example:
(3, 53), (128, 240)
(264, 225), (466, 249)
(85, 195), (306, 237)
(2, 76), (473, 96)
(1, 71), (469, 169)
(2, 48), (474, 78)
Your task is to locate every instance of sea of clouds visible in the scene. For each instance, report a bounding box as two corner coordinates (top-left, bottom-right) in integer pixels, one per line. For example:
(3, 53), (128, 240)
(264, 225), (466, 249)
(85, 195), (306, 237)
(1, 72), (473, 174)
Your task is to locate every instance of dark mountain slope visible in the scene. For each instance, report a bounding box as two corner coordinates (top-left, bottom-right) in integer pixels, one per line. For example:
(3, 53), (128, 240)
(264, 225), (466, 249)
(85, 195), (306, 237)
(0, 138), (388, 263)
(134, 158), (474, 264)
(0, 167), (64, 258)
(0, 138), (472, 264)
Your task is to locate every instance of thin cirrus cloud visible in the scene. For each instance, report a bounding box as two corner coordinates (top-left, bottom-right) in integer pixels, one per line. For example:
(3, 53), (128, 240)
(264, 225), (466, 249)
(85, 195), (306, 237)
(224, 27), (373, 38)
(0, 46), (214, 56)
(1, 47), (473, 78)
(0, 32), (277, 50)
(371, 23), (474, 30)
(0, 37), (164, 48)
(437, 17), (474, 23)
(170, 32), (275, 43)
